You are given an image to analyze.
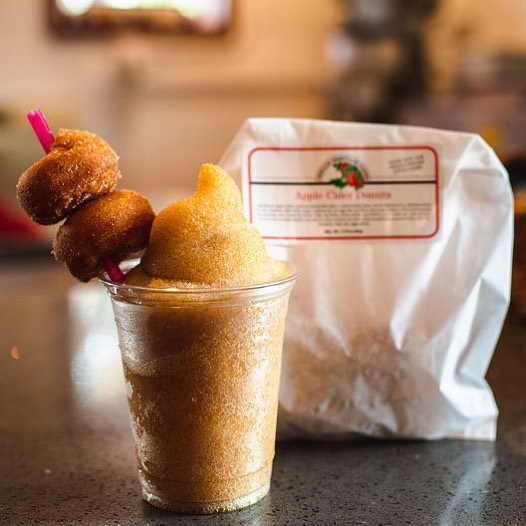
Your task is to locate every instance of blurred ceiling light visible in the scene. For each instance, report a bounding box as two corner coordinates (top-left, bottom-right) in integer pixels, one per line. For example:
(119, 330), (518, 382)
(57, 0), (224, 15)
(57, 0), (95, 16)
(50, 0), (232, 36)
(105, 0), (139, 9)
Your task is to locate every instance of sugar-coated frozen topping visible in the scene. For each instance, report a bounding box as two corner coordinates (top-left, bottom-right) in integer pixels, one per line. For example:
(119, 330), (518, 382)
(126, 163), (289, 288)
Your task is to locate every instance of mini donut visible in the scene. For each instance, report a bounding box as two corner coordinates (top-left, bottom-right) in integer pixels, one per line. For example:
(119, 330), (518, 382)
(17, 129), (121, 225)
(52, 189), (155, 282)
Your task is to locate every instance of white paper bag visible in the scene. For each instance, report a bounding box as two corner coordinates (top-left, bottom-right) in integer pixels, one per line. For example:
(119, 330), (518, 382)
(220, 118), (514, 440)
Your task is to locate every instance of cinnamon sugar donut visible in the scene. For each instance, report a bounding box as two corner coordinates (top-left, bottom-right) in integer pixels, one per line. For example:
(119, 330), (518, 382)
(52, 189), (155, 282)
(17, 129), (121, 225)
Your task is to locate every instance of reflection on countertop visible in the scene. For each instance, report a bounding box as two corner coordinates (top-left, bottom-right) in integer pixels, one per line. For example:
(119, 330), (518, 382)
(0, 260), (525, 525)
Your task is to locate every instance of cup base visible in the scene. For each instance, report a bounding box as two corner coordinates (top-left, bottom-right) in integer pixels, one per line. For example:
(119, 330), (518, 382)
(142, 480), (270, 514)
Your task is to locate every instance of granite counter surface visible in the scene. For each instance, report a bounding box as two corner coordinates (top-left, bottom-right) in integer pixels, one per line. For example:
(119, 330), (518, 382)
(1, 261), (525, 525)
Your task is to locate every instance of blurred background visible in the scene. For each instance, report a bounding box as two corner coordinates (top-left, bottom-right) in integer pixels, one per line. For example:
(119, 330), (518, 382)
(0, 0), (525, 311)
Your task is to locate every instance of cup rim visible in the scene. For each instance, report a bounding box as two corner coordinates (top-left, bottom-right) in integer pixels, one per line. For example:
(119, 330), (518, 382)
(99, 259), (299, 297)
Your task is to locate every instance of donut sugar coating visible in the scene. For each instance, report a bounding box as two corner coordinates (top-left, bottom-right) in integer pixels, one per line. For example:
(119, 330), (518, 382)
(17, 129), (121, 225)
(52, 189), (155, 282)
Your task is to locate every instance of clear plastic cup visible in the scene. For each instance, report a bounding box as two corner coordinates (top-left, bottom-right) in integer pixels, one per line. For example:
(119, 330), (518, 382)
(101, 262), (297, 514)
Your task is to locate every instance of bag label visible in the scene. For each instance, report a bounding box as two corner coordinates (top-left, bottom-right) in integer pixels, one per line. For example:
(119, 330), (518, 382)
(244, 146), (440, 241)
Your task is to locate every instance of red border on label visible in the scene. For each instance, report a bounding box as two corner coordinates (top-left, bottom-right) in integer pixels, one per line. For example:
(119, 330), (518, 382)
(246, 145), (440, 241)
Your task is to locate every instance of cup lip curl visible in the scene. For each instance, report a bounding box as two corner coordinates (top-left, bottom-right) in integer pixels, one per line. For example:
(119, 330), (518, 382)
(99, 258), (299, 299)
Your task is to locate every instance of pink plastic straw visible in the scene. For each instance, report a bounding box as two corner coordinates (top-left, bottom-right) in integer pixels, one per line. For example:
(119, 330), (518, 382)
(103, 257), (125, 283)
(27, 110), (55, 154)
(26, 109), (124, 283)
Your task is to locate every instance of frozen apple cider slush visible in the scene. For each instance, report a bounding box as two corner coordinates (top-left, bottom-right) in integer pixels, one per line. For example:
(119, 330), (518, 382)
(103, 164), (297, 513)
(17, 112), (297, 514)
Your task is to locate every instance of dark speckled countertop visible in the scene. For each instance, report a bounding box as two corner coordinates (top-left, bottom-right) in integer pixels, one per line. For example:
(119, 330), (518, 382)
(1, 261), (525, 526)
